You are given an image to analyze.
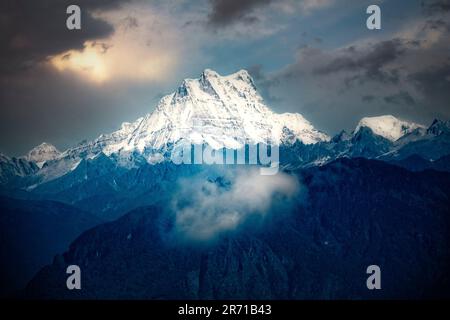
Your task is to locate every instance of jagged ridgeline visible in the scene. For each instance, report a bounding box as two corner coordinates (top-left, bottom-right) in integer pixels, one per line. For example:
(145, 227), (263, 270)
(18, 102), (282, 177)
(1, 70), (450, 299)
(1, 69), (450, 190)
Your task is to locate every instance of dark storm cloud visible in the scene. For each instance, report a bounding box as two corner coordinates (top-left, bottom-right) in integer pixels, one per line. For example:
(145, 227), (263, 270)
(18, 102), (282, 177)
(409, 63), (450, 115)
(362, 95), (376, 103)
(258, 4), (450, 135)
(314, 39), (408, 85)
(265, 40), (407, 89)
(422, 0), (450, 13)
(207, 0), (273, 26)
(384, 91), (416, 106)
(423, 18), (450, 31)
(0, 0), (130, 74)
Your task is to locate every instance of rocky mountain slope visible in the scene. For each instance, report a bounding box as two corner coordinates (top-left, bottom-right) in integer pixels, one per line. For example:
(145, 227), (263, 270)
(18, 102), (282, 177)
(22, 158), (450, 299)
(0, 197), (102, 297)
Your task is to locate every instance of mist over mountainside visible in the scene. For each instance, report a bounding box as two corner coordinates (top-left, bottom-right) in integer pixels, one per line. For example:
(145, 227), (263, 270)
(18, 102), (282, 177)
(22, 158), (450, 299)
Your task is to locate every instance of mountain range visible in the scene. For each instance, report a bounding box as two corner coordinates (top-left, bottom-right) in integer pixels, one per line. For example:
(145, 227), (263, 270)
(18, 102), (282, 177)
(22, 158), (450, 299)
(1, 69), (450, 189)
(1, 69), (450, 299)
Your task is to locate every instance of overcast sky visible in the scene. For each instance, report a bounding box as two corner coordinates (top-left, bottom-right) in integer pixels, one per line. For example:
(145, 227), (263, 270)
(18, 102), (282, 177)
(1, 0), (449, 156)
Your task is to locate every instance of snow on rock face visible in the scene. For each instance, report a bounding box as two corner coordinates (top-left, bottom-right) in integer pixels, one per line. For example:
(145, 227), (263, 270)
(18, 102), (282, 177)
(26, 143), (61, 167)
(90, 69), (329, 156)
(29, 69), (330, 182)
(354, 115), (425, 142)
(274, 113), (330, 145)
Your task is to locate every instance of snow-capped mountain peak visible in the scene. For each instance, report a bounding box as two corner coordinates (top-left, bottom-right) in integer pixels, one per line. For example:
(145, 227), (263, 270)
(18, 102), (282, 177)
(98, 69), (329, 155)
(355, 115), (425, 142)
(26, 142), (61, 167)
(27, 69), (332, 182)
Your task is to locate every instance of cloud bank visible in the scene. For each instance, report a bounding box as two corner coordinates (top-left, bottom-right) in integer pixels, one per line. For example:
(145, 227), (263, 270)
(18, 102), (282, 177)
(0, 0), (130, 74)
(170, 168), (300, 241)
(253, 2), (450, 134)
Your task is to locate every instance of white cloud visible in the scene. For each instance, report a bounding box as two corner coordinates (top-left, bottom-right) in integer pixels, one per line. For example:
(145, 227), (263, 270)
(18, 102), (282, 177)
(170, 168), (300, 241)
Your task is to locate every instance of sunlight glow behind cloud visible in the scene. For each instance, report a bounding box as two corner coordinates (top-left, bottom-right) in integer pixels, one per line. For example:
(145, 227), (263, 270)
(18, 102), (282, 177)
(49, 5), (180, 84)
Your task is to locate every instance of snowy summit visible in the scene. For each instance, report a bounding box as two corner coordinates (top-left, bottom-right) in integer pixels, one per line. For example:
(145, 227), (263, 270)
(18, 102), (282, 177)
(99, 69), (330, 155)
(354, 115), (425, 142)
(26, 142), (60, 167)
(18, 69), (439, 184)
(62, 69), (330, 161)
(28, 69), (330, 181)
